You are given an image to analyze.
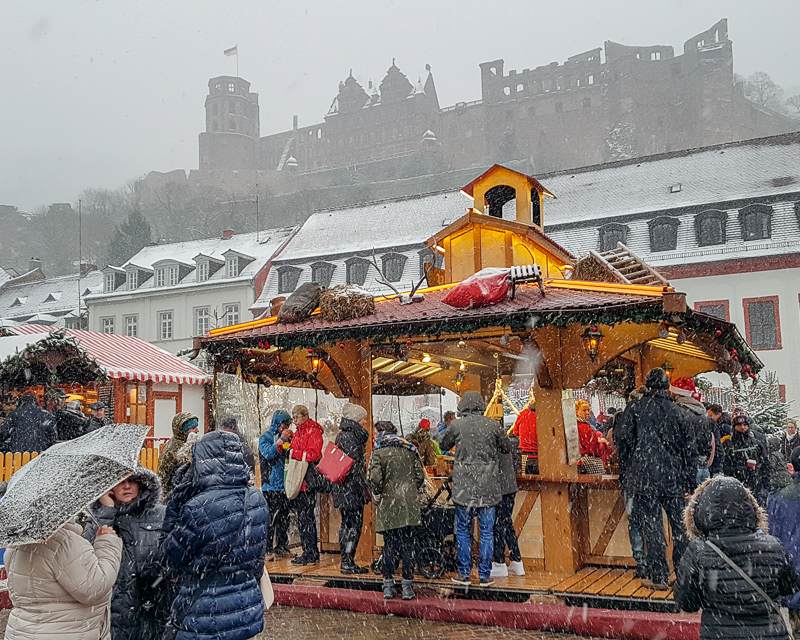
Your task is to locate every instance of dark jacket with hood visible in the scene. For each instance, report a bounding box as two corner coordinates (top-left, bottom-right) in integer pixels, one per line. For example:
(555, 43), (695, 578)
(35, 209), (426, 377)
(258, 410), (290, 494)
(440, 392), (511, 508)
(85, 468), (167, 640)
(54, 407), (88, 441)
(766, 433), (792, 493)
(673, 393), (714, 469)
(332, 417), (369, 511)
(0, 395), (57, 453)
(498, 433), (520, 496)
(158, 412), (196, 498)
(616, 387), (696, 497)
(367, 434), (424, 532)
(160, 431), (268, 640)
(676, 476), (799, 639)
(781, 430), (800, 460)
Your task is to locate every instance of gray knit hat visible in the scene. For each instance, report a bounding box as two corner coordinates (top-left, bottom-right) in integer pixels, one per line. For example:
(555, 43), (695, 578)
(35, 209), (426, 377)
(341, 403), (368, 423)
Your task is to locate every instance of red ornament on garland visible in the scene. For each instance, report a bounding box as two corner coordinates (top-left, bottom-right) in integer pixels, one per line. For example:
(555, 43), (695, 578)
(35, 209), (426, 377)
(714, 329), (722, 337)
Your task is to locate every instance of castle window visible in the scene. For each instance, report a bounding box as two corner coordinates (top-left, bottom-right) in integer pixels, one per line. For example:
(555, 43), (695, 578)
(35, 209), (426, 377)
(582, 97), (591, 110)
(555, 102), (563, 113)
(650, 51), (662, 61)
(277, 266), (302, 294)
(311, 262), (336, 288)
(516, 83), (524, 93)
(227, 82), (235, 93)
(738, 204), (772, 241)
(503, 86), (511, 97)
(695, 210), (727, 246)
(588, 74), (595, 85)
(381, 253), (408, 283)
(598, 223), (629, 252)
(229, 119), (236, 131)
(648, 216), (680, 252)
(345, 258), (370, 287)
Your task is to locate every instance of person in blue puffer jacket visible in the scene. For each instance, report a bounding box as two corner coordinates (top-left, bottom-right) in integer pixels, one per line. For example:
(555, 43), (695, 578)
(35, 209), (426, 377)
(160, 430), (268, 640)
(259, 409), (293, 560)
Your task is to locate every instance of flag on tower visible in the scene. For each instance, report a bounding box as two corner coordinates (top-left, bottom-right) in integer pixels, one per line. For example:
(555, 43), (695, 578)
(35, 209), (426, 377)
(224, 45), (238, 57)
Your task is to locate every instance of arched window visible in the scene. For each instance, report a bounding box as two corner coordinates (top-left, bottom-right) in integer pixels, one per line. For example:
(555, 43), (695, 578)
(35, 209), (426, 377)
(598, 223), (629, 252)
(229, 119), (236, 131)
(694, 210), (727, 246)
(310, 262), (336, 288)
(381, 253), (408, 283)
(277, 266), (302, 294)
(484, 184), (516, 218)
(648, 216), (680, 252)
(345, 257), (370, 286)
(530, 188), (541, 226)
(738, 204), (772, 241)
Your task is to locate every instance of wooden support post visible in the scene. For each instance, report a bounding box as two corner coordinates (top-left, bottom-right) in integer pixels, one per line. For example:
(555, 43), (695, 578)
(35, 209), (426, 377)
(353, 342), (375, 565)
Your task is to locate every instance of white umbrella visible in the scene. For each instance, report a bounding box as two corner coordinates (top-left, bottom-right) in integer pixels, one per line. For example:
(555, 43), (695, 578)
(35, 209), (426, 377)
(0, 424), (149, 546)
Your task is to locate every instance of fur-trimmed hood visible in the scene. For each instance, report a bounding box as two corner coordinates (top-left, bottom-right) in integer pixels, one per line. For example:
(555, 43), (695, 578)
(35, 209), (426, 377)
(684, 475), (768, 540)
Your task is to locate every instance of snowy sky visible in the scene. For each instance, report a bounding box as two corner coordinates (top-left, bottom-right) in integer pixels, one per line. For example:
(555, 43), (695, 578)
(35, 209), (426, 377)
(1, 0), (798, 211)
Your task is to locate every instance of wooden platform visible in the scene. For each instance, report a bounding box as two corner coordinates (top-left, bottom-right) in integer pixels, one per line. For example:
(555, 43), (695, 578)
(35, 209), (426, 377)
(266, 555), (674, 607)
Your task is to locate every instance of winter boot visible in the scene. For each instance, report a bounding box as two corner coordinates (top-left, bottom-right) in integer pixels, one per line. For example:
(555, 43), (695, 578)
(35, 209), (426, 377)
(490, 562), (508, 578)
(383, 578), (396, 600)
(341, 553), (369, 575)
(401, 579), (416, 600)
(508, 560), (526, 576)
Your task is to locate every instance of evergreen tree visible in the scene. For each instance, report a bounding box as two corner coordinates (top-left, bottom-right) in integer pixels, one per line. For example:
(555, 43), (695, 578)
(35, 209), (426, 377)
(105, 208), (152, 266)
(731, 371), (793, 433)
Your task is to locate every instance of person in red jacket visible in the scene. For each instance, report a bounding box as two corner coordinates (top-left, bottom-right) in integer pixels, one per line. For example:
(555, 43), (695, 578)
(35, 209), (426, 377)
(511, 396), (539, 474)
(289, 404), (324, 565)
(576, 400), (610, 469)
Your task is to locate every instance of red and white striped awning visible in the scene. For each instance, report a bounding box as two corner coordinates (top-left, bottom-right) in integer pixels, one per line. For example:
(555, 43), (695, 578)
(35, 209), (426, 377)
(6, 325), (211, 386)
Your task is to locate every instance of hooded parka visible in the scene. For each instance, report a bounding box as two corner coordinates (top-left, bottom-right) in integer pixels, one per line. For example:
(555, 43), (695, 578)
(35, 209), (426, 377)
(160, 430), (268, 640)
(332, 417), (369, 511)
(675, 476), (800, 639)
(84, 469), (167, 640)
(440, 392), (511, 508)
(367, 435), (424, 532)
(4, 522), (123, 640)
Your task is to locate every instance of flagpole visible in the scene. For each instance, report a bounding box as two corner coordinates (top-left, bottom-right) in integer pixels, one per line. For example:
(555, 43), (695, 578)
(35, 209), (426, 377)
(236, 50), (239, 79)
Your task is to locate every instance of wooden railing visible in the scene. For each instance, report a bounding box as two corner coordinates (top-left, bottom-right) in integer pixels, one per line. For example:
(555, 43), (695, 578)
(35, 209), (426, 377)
(0, 448), (160, 481)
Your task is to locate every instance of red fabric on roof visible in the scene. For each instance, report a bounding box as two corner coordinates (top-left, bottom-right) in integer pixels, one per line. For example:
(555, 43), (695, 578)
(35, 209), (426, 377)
(205, 282), (658, 343)
(7, 325), (210, 385)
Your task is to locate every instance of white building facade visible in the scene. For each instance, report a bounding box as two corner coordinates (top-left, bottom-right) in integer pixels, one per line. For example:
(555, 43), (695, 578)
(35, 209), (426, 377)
(86, 228), (296, 353)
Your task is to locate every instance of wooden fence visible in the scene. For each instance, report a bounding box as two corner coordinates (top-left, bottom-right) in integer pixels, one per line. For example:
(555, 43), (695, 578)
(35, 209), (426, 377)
(0, 448), (160, 482)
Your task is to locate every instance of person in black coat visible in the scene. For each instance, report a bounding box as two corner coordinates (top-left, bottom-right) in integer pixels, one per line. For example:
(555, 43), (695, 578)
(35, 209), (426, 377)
(0, 393), (57, 453)
(781, 420), (799, 460)
(676, 476), (800, 640)
(219, 416), (256, 473)
(615, 368), (696, 590)
(722, 410), (770, 507)
(84, 468), (167, 640)
(332, 402), (370, 575)
(160, 431), (269, 640)
(86, 401), (112, 432)
(55, 400), (89, 441)
(705, 403), (726, 476)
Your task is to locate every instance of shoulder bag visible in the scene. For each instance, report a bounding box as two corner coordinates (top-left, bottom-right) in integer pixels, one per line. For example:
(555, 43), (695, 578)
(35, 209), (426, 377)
(317, 441), (354, 484)
(284, 451), (308, 500)
(705, 540), (793, 639)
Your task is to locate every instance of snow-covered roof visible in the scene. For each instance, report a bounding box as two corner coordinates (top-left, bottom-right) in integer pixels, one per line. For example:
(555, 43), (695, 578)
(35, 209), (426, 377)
(278, 191), (468, 262)
(0, 266), (13, 288)
(0, 270), (103, 324)
(542, 134), (800, 226)
(89, 227), (297, 298)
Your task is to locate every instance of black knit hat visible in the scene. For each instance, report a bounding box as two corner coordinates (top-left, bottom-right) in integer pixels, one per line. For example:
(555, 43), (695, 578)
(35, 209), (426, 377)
(645, 367), (670, 390)
(375, 420), (397, 434)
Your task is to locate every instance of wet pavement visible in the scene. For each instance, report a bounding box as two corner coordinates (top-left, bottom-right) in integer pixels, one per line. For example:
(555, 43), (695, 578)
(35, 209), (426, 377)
(0, 605), (605, 639)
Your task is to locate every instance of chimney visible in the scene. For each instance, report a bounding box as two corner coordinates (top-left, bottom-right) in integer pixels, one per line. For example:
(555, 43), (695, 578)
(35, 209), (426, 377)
(79, 261), (97, 276)
(221, 229), (235, 240)
(29, 257), (43, 273)
(292, 115), (299, 130)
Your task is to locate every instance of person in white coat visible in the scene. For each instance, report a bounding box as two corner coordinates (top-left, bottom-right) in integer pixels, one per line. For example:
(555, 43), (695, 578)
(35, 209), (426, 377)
(4, 522), (122, 640)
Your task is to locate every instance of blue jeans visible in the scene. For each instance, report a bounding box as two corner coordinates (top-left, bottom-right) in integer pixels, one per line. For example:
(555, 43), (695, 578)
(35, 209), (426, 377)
(454, 505), (495, 580)
(624, 491), (645, 572)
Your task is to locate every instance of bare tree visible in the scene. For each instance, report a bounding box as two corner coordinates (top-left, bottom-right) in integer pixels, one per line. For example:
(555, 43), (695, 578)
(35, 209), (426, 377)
(743, 71), (785, 112)
(786, 94), (800, 115)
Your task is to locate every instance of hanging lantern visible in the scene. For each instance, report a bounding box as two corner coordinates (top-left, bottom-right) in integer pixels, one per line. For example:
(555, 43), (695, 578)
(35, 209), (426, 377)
(662, 361), (675, 379)
(307, 350), (324, 377)
(658, 323), (670, 339)
(581, 325), (603, 362)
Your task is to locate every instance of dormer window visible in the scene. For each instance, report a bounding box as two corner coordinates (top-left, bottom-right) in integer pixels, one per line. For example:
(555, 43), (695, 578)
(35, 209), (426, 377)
(197, 261), (209, 283)
(42, 292), (62, 303)
(226, 256), (239, 278)
(381, 253), (408, 283)
(345, 257), (370, 286)
(154, 265), (179, 288)
(10, 297), (26, 308)
(277, 266), (302, 294)
(695, 210), (727, 246)
(598, 223), (629, 252)
(104, 273), (117, 293)
(738, 204), (772, 241)
(127, 270), (138, 290)
(311, 262), (335, 288)
(648, 217), (680, 252)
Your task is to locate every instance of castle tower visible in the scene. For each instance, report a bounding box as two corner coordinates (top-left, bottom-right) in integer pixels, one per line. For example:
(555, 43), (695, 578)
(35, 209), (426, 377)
(198, 76), (259, 173)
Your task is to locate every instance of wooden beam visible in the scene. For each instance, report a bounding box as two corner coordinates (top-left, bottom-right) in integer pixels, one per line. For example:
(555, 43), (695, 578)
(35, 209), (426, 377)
(513, 489), (540, 537)
(590, 493), (627, 557)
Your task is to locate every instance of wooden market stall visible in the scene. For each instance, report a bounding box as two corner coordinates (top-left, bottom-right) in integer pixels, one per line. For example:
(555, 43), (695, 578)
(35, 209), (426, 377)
(200, 165), (762, 607)
(0, 327), (211, 439)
